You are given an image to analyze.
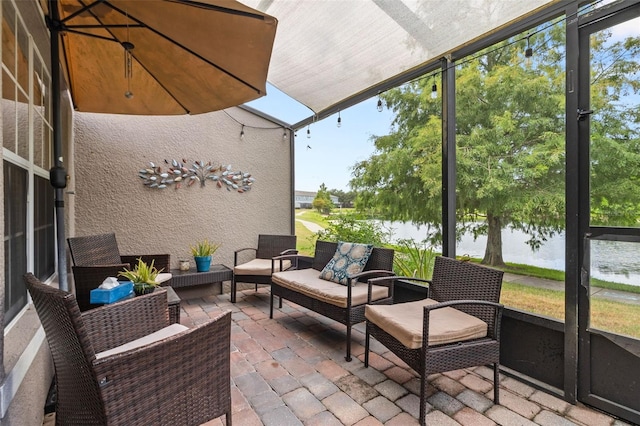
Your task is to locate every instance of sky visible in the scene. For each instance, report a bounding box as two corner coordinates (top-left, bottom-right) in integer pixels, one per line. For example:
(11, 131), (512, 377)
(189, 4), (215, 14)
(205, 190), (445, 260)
(246, 85), (395, 192)
(245, 14), (639, 194)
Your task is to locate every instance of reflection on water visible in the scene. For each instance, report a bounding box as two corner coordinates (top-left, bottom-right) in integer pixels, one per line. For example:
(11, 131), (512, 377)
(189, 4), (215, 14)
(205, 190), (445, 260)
(383, 221), (640, 287)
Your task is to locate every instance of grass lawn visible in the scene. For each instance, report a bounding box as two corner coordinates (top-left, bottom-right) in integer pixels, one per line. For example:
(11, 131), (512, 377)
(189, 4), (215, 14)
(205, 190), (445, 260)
(295, 220), (317, 255)
(502, 281), (640, 339)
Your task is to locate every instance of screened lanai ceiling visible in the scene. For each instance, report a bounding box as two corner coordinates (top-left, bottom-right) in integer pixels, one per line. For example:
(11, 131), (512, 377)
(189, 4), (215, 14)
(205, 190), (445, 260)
(241, 0), (560, 127)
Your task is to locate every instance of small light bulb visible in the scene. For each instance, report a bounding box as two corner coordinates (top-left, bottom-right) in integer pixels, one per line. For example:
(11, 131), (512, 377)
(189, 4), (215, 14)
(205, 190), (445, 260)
(283, 130), (287, 140)
(240, 125), (245, 140)
(377, 98), (383, 112)
(307, 126), (311, 139)
(337, 113), (342, 128)
(525, 36), (533, 68)
(125, 91), (133, 99)
(431, 83), (437, 99)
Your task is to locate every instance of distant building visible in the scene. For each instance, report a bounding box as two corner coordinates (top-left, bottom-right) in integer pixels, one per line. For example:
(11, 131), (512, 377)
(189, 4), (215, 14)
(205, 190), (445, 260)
(295, 190), (340, 209)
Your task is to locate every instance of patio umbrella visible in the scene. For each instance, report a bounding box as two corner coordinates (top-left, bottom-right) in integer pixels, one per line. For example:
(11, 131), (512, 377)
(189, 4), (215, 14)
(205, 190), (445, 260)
(44, 0), (277, 114)
(42, 0), (278, 289)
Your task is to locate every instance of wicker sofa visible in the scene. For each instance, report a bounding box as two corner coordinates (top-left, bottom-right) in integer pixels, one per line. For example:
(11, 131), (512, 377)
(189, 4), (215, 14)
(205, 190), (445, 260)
(269, 240), (395, 361)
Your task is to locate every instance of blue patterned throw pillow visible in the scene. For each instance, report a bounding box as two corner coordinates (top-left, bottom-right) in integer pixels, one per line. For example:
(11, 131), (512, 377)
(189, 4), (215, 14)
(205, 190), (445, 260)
(319, 242), (374, 285)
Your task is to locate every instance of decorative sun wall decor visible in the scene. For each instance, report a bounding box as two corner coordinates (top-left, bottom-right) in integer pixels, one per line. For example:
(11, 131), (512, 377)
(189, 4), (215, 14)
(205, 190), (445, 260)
(139, 159), (255, 193)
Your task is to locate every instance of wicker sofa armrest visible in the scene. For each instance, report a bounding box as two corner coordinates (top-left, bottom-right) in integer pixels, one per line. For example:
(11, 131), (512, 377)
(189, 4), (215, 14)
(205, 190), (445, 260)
(366, 276), (432, 303)
(273, 253), (312, 268)
(280, 248), (298, 255)
(271, 251), (302, 271)
(272, 253), (307, 261)
(344, 269), (395, 305)
(82, 289), (170, 353)
(350, 269), (396, 282)
(422, 299), (504, 341)
(92, 311), (231, 425)
(120, 254), (171, 273)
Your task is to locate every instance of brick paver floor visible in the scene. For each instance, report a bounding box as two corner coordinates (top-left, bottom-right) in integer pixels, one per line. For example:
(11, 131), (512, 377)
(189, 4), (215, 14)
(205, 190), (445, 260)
(174, 284), (632, 426)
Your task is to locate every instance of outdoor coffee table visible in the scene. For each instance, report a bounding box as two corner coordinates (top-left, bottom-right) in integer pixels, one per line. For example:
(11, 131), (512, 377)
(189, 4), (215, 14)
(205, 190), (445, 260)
(168, 264), (233, 294)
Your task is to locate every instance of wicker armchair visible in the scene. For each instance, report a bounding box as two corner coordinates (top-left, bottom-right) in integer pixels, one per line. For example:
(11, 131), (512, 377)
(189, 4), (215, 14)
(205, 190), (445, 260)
(231, 234), (297, 303)
(24, 273), (231, 426)
(364, 256), (504, 425)
(67, 232), (170, 272)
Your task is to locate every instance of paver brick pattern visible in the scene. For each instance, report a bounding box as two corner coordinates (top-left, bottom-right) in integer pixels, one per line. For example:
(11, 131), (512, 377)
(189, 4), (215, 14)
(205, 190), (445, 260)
(182, 286), (627, 426)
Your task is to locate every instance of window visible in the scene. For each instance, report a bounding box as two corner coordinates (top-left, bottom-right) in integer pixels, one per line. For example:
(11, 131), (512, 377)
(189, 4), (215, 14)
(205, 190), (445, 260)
(3, 161), (27, 323)
(2, 0), (55, 324)
(34, 174), (54, 280)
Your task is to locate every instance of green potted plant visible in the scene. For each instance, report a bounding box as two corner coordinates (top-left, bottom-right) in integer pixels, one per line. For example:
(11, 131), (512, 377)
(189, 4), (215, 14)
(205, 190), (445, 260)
(118, 257), (163, 295)
(190, 239), (221, 272)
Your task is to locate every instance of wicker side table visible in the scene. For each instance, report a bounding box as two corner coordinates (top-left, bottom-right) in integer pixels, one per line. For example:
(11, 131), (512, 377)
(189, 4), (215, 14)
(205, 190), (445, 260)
(168, 264), (233, 293)
(154, 286), (181, 324)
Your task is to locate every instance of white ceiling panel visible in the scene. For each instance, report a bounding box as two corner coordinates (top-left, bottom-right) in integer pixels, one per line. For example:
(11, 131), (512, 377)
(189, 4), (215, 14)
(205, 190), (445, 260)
(241, 0), (558, 120)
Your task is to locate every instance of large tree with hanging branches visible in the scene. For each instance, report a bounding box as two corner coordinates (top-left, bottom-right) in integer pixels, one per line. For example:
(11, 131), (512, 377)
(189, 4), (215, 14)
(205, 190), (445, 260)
(351, 20), (640, 266)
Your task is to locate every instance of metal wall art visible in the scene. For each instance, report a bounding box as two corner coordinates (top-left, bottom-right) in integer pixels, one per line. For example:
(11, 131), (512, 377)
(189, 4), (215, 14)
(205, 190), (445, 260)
(139, 159), (255, 192)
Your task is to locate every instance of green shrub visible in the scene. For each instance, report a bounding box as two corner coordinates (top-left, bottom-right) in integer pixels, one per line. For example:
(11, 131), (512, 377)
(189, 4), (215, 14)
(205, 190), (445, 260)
(315, 214), (390, 246)
(393, 239), (436, 279)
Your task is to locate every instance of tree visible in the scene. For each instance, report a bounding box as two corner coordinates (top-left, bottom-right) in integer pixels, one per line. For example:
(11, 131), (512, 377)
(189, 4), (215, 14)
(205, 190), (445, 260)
(312, 183), (333, 214)
(351, 21), (640, 266)
(329, 188), (356, 208)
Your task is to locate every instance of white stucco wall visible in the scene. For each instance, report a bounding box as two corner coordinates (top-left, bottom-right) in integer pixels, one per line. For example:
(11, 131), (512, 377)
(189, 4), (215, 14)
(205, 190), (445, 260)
(72, 107), (293, 270)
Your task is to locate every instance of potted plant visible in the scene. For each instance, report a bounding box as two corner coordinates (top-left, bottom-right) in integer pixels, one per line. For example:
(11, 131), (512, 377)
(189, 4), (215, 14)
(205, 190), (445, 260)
(118, 257), (163, 295)
(190, 239), (221, 272)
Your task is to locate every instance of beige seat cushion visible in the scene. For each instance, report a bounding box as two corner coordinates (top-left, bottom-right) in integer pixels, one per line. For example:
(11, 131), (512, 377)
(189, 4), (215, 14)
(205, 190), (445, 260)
(365, 298), (487, 349)
(272, 268), (389, 308)
(95, 323), (188, 359)
(234, 258), (292, 276)
(156, 273), (172, 284)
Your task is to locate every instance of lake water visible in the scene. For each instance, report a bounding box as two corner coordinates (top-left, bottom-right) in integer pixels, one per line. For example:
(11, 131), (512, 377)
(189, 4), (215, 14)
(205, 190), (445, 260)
(383, 221), (640, 287)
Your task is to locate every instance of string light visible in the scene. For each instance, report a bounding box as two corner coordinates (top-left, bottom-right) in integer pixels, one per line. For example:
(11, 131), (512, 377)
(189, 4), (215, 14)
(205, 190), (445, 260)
(337, 111), (342, 128)
(222, 111), (289, 142)
(431, 77), (438, 99)
(307, 125), (311, 139)
(525, 35), (533, 67)
(393, 11), (579, 95)
(377, 92), (383, 112)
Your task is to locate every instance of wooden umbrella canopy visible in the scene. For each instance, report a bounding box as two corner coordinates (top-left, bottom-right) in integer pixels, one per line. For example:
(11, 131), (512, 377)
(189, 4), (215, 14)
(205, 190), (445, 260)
(43, 0), (278, 115)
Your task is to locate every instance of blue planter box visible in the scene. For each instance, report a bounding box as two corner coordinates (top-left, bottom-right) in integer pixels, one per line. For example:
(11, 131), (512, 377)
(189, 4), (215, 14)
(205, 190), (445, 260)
(90, 281), (134, 304)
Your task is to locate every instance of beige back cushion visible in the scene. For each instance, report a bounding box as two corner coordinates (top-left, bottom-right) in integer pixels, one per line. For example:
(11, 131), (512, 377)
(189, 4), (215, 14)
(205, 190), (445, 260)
(95, 323), (188, 359)
(365, 298), (487, 349)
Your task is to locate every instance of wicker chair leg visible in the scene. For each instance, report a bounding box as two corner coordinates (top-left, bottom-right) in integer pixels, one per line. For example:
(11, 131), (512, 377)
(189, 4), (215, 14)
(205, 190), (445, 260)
(420, 372), (428, 426)
(226, 411), (232, 426)
(269, 291), (274, 318)
(231, 275), (237, 303)
(255, 284), (258, 292)
(279, 294), (282, 309)
(493, 363), (500, 404)
(364, 325), (371, 367)
(345, 323), (352, 362)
